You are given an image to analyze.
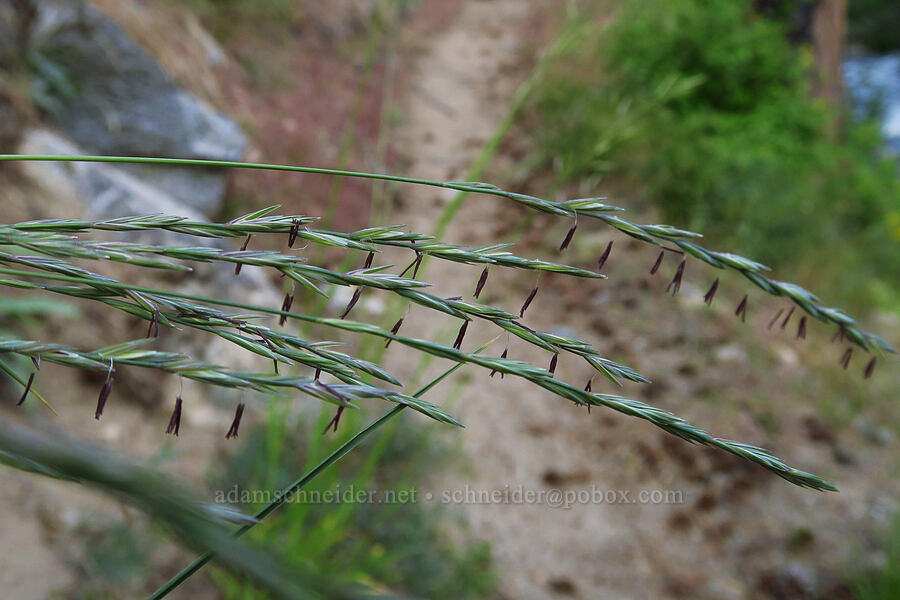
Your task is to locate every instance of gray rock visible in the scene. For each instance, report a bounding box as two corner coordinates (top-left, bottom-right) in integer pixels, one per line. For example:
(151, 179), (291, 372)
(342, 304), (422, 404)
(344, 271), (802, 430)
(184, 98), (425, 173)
(19, 129), (202, 227)
(24, 0), (245, 215)
(853, 415), (896, 445)
(831, 445), (857, 466)
(116, 159), (229, 219)
(19, 128), (278, 299)
(18, 127), (282, 378)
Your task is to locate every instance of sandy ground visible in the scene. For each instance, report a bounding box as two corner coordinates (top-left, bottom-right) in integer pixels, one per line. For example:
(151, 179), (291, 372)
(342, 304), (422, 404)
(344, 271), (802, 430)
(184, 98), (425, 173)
(386, 3), (671, 597)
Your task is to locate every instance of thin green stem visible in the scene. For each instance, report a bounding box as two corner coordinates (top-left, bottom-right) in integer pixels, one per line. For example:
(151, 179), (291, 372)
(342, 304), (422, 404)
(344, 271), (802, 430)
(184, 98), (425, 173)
(146, 406), (402, 600)
(147, 347), (477, 599)
(0, 153), (477, 194)
(2, 153), (886, 353)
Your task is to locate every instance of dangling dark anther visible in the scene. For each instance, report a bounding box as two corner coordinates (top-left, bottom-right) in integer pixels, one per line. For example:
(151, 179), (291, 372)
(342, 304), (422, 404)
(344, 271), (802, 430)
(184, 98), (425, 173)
(559, 222), (577, 252)
(703, 278), (719, 306)
(650, 251), (664, 275)
(234, 235), (252, 276)
(666, 259), (686, 296)
(490, 348), (508, 378)
(273, 359), (279, 374)
(548, 353), (558, 377)
(279, 293), (294, 326)
(314, 368), (321, 380)
(597, 241), (613, 270)
(288, 219), (300, 248)
(399, 256), (414, 277)
(385, 317), (404, 348)
(734, 294), (748, 322)
(340, 288), (362, 319)
(399, 251), (424, 278)
(864, 357), (876, 379)
(780, 306), (795, 329)
(17, 373), (35, 406)
(474, 267), (489, 299)
(363, 251), (375, 269)
(147, 309), (160, 338)
(584, 379), (592, 413)
(519, 286), (539, 319)
(768, 308), (784, 330)
(840, 347), (853, 370)
(831, 325), (846, 343)
(95, 368), (113, 420)
(259, 333), (275, 350)
(31, 356), (40, 371)
(453, 321), (469, 351)
(323, 406), (345, 435)
(166, 396), (183, 436)
(226, 403), (245, 439)
(797, 316), (807, 340)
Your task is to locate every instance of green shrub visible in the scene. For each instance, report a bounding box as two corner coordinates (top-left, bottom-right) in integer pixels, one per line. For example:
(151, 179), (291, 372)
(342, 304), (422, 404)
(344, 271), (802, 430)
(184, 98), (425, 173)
(849, 0), (900, 53)
(606, 0), (804, 114)
(211, 402), (496, 599)
(854, 513), (900, 599)
(536, 0), (900, 304)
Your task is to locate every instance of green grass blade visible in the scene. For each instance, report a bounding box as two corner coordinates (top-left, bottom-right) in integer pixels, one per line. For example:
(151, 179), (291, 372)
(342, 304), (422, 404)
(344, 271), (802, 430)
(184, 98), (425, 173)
(146, 341), (485, 599)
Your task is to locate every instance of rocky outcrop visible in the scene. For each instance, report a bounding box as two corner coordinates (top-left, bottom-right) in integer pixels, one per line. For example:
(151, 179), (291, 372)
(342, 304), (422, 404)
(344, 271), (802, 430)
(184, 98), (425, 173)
(18, 127), (278, 301)
(3, 0), (245, 216)
(2, 0), (276, 406)
(19, 129), (204, 224)
(14, 127), (280, 406)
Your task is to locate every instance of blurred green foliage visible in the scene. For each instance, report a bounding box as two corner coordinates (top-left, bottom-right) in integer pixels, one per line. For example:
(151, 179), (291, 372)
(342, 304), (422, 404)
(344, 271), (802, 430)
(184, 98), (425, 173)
(0, 293), (79, 393)
(0, 296), (80, 323)
(75, 524), (156, 599)
(210, 400), (496, 599)
(849, 0), (900, 53)
(536, 0), (900, 307)
(854, 514), (900, 599)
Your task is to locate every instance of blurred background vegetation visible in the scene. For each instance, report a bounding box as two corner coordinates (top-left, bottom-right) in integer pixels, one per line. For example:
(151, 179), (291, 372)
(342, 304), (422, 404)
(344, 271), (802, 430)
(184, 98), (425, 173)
(209, 401), (494, 599)
(535, 0), (900, 313)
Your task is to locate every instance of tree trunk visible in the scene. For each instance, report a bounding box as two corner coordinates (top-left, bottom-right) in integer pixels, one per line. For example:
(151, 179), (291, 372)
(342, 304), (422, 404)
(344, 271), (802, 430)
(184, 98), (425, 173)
(812, 0), (847, 113)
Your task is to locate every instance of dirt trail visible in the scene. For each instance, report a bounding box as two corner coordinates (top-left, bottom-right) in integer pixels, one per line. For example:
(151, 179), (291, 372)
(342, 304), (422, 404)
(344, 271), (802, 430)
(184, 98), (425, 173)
(390, 2), (649, 598)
